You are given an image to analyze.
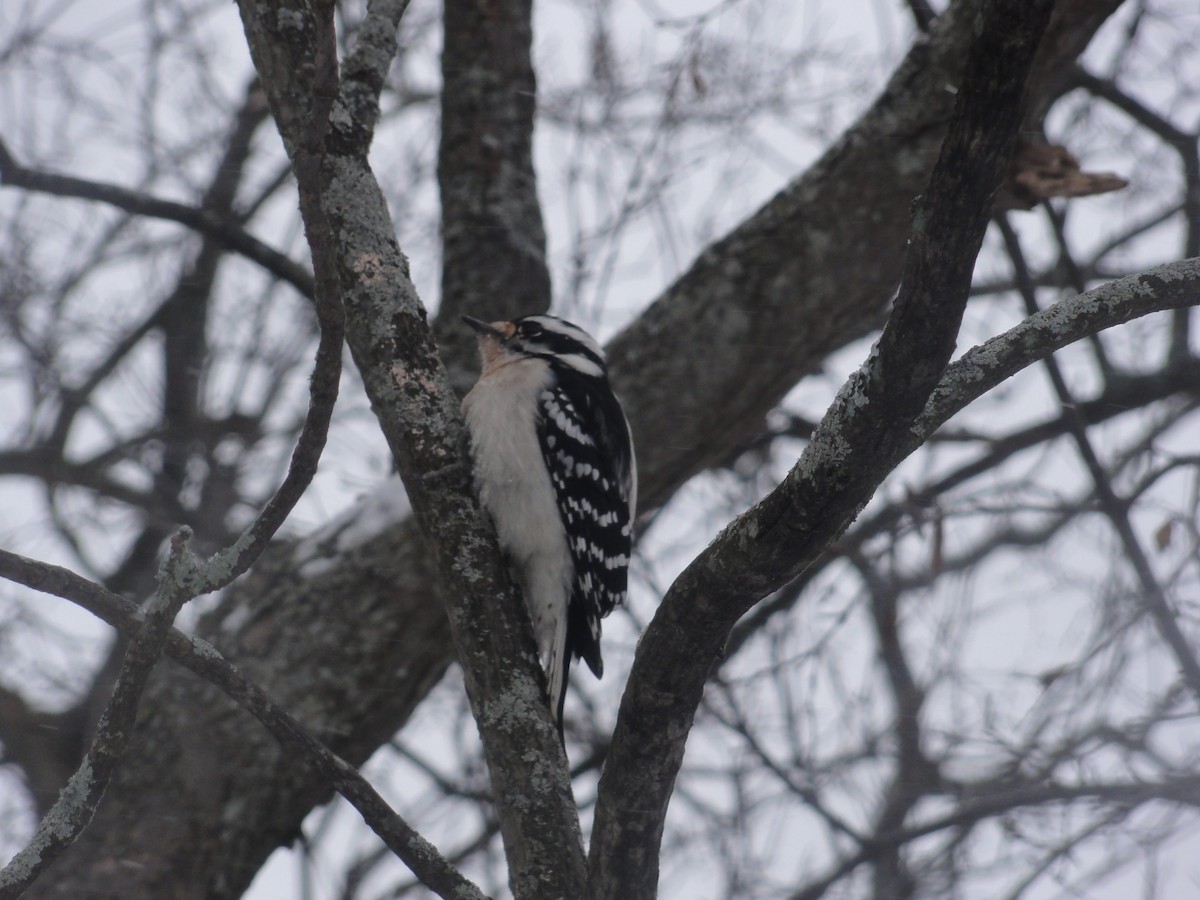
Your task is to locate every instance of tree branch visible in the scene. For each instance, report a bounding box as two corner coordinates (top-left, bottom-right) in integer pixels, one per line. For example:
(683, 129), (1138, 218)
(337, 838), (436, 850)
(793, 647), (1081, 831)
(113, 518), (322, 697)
(589, 4), (1058, 894)
(917, 259), (1200, 439)
(0, 531), (198, 899)
(997, 214), (1200, 702)
(434, 0), (551, 395)
(5, 3), (1132, 895)
(608, 0), (1124, 513)
(193, 5), (345, 596)
(235, 0), (585, 895)
(792, 773), (1200, 900)
(0, 96), (347, 884)
(0, 138), (315, 299)
(0, 547), (489, 900)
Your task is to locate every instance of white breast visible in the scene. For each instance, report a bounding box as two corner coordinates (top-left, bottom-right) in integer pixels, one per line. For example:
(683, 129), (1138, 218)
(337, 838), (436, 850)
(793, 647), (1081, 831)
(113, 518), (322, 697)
(463, 358), (574, 672)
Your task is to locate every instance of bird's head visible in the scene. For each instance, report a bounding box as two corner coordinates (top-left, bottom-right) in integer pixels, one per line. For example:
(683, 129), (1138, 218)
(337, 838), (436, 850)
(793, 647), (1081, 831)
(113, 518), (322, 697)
(463, 314), (607, 378)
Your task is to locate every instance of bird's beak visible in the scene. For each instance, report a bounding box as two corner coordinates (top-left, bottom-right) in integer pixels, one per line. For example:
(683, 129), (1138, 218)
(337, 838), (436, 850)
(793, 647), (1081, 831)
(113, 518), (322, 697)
(462, 316), (514, 339)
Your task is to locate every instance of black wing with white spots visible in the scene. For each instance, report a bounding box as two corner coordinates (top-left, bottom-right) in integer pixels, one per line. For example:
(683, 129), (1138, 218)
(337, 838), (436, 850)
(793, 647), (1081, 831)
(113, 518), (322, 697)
(536, 366), (636, 679)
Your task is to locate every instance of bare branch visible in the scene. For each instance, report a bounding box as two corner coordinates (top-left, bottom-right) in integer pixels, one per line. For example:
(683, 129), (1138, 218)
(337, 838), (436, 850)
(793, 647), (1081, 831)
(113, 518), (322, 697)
(997, 213), (1200, 702)
(917, 259), (1200, 439)
(607, 0), (1124, 513)
(235, 0), (585, 895)
(0, 546), (490, 900)
(193, 8), (346, 596)
(0, 530), (198, 899)
(792, 774), (1200, 900)
(590, 3), (1057, 895)
(0, 138), (315, 298)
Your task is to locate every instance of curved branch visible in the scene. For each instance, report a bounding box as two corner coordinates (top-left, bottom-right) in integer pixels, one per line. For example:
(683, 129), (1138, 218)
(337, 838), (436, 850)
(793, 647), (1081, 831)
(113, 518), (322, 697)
(998, 213), (1200, 702)
(586, 5), (1118, 890)
(0, 531), (196, 899)
(194, 5), (345, 596)
(0, 139), (315, 298)
(0, 547), (489, 900)
(918, 260), (1200, 437)
(608, 0), (1124, 513)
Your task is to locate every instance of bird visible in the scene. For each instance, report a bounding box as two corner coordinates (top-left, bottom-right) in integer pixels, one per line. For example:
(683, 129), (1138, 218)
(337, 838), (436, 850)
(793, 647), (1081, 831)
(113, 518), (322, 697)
(461, 313), (636, 736)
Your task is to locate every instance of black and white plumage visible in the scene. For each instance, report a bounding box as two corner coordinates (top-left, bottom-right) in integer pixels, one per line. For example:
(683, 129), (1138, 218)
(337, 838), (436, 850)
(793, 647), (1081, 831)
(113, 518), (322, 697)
(461, 314), (637, 732)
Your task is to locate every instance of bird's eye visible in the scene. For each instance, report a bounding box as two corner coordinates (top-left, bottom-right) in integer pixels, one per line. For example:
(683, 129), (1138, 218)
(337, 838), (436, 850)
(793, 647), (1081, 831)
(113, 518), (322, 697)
(519, 322), (544, 338)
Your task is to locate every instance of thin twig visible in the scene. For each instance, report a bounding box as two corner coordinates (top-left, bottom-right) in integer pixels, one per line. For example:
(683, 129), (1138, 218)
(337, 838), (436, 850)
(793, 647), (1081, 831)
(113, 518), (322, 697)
(790, 774), (1200, 900)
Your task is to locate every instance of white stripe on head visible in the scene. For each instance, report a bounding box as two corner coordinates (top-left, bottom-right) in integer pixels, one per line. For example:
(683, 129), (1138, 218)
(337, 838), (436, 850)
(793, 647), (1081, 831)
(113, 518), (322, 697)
(527, 315), (606, 361)
(554, 352), (605, 378)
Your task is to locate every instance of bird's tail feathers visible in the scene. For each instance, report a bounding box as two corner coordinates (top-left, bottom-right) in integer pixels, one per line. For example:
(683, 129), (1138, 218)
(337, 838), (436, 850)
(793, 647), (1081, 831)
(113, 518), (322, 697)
(545, 614), (569, 746)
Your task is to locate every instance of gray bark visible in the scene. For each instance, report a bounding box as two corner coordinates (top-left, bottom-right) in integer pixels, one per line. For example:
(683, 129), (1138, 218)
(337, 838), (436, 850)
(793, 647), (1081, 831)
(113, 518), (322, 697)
(21, 1), (1126, 897)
